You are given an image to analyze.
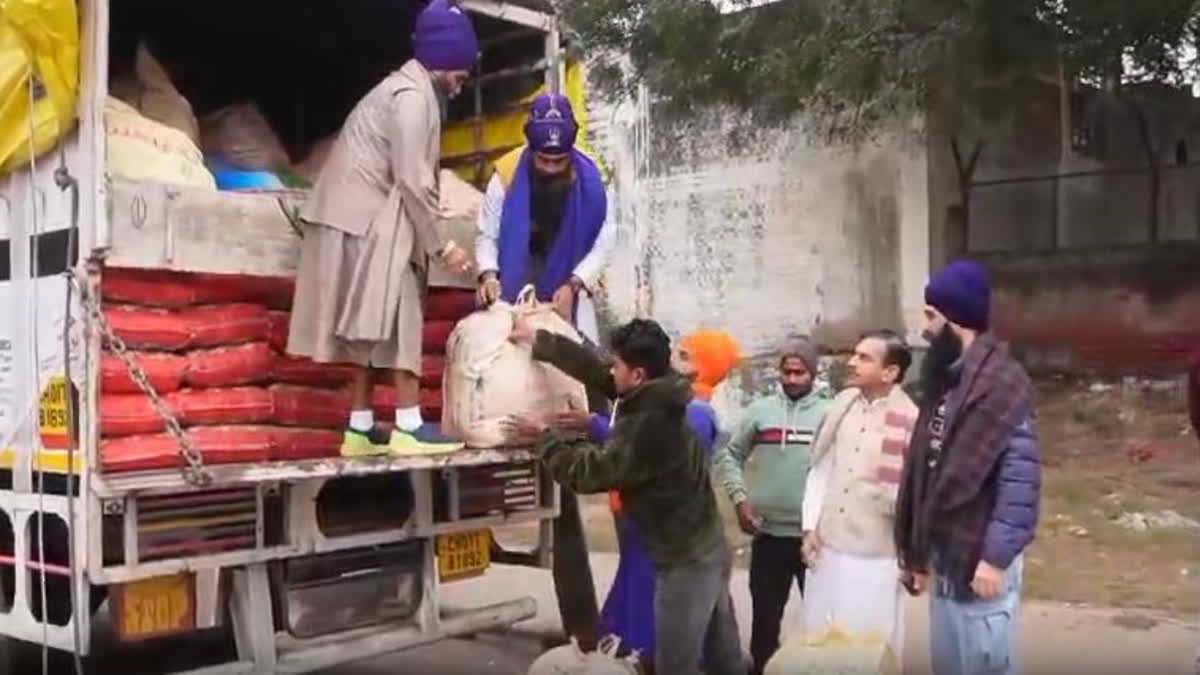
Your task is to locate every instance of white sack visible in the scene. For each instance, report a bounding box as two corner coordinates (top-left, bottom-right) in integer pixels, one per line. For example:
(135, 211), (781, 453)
(442, 287), (589, 448)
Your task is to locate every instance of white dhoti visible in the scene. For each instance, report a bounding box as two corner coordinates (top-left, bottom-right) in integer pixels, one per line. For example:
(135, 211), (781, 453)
(803, 547), (905, 663)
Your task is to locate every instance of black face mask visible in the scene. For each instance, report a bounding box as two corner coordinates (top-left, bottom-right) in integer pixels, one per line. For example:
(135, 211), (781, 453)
(918, 323), (963, 403)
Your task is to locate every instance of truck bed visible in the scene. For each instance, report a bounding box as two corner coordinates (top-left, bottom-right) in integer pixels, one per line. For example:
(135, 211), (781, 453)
(92, 176), (495, 493)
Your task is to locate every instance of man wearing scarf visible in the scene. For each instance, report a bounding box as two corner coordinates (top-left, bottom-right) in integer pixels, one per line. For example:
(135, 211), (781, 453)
(288, 0), (477, 456)
(894, 260), (1042, 675)
(799, 329), (917, 666)
(474, 93), (614, 345)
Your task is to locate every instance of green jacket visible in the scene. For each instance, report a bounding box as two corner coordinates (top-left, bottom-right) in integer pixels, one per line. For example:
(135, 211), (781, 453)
(531, 331), (725, 570)
(712, 388), (831, 537)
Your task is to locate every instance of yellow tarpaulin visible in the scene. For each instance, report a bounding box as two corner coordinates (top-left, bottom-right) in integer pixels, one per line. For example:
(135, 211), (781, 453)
(0, 0), (79, 174)
(440, 60), (607, 186)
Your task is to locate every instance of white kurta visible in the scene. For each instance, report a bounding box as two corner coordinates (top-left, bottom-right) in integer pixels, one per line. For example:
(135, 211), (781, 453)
(474, 172), (617, 345)
(802, 397), (906, 664)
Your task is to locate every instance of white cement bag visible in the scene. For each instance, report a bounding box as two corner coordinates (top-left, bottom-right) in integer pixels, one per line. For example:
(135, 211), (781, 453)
(527, 636), (641, 675)
(764, 625), (900, 675)
(199, 103), (291, 170)
(110, 43), (202, 143)
(105, 97), (216, 190)
(442, 286), (590, 448)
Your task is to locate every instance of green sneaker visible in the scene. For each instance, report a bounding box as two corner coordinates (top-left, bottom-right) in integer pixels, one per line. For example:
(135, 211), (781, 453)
(389, 423), (464, 455)
(340, 426), (390, 457)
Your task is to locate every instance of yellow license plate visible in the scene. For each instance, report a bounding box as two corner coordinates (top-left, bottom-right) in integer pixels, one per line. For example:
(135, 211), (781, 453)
(436, 529), (491, 582)
(38, 375), (69, 447)
(114, 573), (195, 642)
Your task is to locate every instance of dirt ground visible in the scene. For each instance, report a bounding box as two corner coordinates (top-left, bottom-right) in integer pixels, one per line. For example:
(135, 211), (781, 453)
(1021, 375), (1200, 615)
(500, 375), (1200, 618)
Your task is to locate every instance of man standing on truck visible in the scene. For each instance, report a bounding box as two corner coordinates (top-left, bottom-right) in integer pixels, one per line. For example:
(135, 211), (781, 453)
(711, 339), (829, 675)
(287, 0), (478, 456)
(508, 319), (746, 675)
(474, 92), (614, 344)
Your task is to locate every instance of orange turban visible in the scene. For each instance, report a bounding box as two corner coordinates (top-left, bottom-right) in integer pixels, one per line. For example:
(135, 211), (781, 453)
(681, 330), (743, 401)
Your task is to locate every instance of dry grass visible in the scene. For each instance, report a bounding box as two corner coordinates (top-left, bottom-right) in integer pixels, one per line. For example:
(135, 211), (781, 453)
(1022, 376), (1200, 615)
(495, 376), (1200, 616)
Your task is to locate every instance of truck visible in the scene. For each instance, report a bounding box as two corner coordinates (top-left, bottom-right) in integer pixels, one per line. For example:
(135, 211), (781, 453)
(0, 0), (576, 671)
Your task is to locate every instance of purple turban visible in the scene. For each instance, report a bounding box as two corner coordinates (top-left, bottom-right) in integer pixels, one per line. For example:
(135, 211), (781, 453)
(413, 0), (479, 72)
(524, 93), (578, 155)
(925, 259), (991, 331)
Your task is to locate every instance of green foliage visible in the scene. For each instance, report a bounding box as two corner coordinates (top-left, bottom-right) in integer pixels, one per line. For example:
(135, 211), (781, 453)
(561, 0), (1200, 136)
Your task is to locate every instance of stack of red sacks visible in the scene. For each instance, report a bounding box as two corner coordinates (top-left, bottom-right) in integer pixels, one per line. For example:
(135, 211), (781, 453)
(98, 267), (477, 473)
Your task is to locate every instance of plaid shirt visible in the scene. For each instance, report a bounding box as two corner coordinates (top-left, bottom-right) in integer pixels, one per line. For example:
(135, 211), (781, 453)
(896, 334), (1034, 593)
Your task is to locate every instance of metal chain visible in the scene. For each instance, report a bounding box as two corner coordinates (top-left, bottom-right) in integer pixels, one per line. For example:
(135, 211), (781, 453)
(71, 275), (212, 487)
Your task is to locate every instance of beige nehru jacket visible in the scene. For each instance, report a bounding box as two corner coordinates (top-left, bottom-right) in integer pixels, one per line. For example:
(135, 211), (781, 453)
(810, 386), (917, 558)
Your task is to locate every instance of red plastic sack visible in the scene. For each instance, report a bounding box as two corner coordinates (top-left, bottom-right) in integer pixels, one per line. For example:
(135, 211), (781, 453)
(102, 268), (198, 308)
(101, 426), (274, 473)
(371, 385), (441, 421)
(179, 303), (270, 348)
(171, 387), (274, 427)
(269, 427), (342, 461)
(426, 289), (477, 321)
(185, 342), (275, 388)
(239, 275), (295, 310)
(272, 356), (357, 387)
(101, 351), (187, 394)
(422, 320), (456, 354)
(184, 273), (294, 309)
(105, 305), (191, 351)
(270, 385), (351, 429)
(421, 354), (445, 389)
(100, 393), (170, 437)
(103, 268), (275, 307)
(267, 311), (290, 352)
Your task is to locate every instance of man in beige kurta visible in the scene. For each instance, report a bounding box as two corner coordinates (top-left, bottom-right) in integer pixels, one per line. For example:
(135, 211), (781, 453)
(798, 329), (918, 668)
(287, 0), (478, 457)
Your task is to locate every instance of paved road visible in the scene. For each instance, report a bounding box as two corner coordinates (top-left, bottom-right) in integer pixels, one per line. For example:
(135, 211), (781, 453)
(14, 553), (1200, 673)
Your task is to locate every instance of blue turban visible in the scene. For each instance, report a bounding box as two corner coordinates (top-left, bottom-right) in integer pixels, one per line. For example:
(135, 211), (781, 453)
(925, 259), (991, 331)
(413, 0), (479, 72)
(524, 93), (578, 155)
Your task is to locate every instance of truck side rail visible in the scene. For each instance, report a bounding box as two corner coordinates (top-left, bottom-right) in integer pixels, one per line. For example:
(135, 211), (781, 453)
(90, 447), (539, 497)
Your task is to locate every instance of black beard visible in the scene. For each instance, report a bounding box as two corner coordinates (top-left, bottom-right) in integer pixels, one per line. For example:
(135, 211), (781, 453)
(918, 324), (963, 405)
(533, 170), (571, 195)
(530, 173), (569, 254)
